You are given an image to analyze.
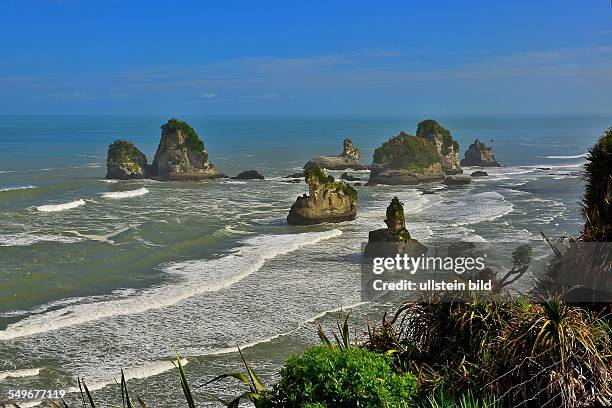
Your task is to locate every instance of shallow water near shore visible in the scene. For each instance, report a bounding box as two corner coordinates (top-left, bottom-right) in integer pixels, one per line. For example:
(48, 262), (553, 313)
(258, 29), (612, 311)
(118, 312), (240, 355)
(0, 114), (609, 405)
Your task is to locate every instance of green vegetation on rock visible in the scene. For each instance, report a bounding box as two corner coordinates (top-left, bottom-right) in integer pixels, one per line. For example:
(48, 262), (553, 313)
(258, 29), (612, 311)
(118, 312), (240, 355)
(161, 118), (207, 157)
(305, 165), (357, 200)
(274, 346), (417, 407)
(373, 132), (442, 171)
(386, 197), (411, 241)
(417, 119), (456, 152)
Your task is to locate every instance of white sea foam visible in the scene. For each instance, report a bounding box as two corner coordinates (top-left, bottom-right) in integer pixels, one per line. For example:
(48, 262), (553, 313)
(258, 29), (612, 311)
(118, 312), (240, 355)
(0, 368), (40, 381)
(36, 199), (85, 212)
(100, 179), (118, 183)
(0, 229), (343, 340)
(66, 358), (189, 393)
(0, 233), (82, 247)
(101, 187), (149, 199)
(540, 153), (587, 159)
(0, 185), (37, 192)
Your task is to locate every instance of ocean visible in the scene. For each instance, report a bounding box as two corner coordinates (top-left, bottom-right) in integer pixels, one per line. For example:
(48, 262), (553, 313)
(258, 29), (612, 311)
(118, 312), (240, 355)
(0, 114), (609, 406)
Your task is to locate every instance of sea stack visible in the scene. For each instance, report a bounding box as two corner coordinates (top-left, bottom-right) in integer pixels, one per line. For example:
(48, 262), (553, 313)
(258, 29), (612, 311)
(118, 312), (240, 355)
(368, 120), (463, 185)
(363, 197), (426, 257)
(287, 166), (358, 225)
(105, 118), (225, 180)
(152, 118), (225, 180)
(304, 138), (367, 170)
(368, 131), (445, 185)
(105, 140), (150, 179)
(460, 139), (500, 167)
(416, 119), (462, 174)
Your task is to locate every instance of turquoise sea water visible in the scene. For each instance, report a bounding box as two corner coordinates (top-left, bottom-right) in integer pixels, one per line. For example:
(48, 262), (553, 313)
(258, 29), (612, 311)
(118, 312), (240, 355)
(0, 115), (609, 406)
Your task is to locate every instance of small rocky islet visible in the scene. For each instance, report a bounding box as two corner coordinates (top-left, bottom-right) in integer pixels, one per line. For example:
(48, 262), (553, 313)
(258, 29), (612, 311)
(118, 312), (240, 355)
(304, 138), (368, 170)
(287, 166), (358, 225)
(106, 118), (225, 180)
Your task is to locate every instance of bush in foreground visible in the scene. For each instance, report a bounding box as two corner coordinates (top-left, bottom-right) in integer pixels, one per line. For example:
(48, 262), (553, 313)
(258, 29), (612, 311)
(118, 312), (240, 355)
(274, 346), (417, 408)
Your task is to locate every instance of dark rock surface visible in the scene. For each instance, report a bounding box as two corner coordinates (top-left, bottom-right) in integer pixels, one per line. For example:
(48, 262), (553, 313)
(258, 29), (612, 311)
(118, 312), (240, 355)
(460, 139), (500, 167)
(232, 170), (264, 180)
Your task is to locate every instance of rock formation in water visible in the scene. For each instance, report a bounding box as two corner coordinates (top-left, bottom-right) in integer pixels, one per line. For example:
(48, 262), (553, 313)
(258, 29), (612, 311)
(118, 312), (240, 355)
(287, 166), (358, 225)
(368, 120), (464, 185)
(363, 197), (426, 257)
(106, 140), (150, 179)
(460, 139), (500, 167)
(232, 170), (265, 180)
(369, 131), (445, 185)
(471, 170), (489, 177)
(105, 118), (225, 180)
(416, 119), (462, 174)
(443, 175), (472, 186)
(304, 138), (367, 170)
(151, 118), (225, 180)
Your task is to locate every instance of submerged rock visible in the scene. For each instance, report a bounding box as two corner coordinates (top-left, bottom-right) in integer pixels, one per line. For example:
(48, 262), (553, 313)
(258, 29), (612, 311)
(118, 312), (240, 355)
(416, 119), (462, 174)
(443, 175), (472, 186)
(285, 172), (305, 178)
(232, 170), (264, 180)
(304, 138), (367, 170)
(363, 197), (426, 257)
(369, 131), (445, 185)
(471, 170), (489, 177)
(340, 172), (361, 181)
(287, 166), (358, 225)
(461, 139), (500, 167)
(152, 118), (225, 180)
(106, 140), (149, 179)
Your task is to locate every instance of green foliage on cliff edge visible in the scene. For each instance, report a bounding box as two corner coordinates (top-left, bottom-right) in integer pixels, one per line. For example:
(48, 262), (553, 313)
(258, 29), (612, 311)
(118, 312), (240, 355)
(373, 132), (441, 171)
(161, 118), (207, 157)
(108, 140), (143, 161)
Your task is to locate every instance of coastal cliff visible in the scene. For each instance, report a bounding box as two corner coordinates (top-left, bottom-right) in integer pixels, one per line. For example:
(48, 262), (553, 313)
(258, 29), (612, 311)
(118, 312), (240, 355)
(304, 138), (367, 170)
(461, 139), (500, 167)
(287, 166), (358, 225)
(106, 140), (150, 179)
(363, 196), (426, 257)
(105, 118), (225, 180)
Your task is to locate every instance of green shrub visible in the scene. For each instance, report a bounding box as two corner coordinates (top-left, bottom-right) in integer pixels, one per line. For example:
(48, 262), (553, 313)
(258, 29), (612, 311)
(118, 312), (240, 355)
(274, 346), (417, 407)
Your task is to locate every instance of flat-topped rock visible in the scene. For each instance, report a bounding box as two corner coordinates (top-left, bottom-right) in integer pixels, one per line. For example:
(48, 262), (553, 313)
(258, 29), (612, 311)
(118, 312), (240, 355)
(287, 166), (358, 225)
(304, 138), (367, 170)
(443, 175), (472, 186)
(471, 170), (489, 177)
(461, 139), (500, 167)
(232, 170), (264, 180)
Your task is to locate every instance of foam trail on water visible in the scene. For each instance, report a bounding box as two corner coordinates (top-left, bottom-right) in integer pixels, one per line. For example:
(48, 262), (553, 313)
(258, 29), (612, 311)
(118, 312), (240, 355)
(101, 187), (148, 199)
(0, 368), (40, 381)
(0, 185), (37, 192)
(0, 229), (343, 340)
(540, 153), (587, 159)
(66, 358), (189, 393)
(0, 233), (82, 247)
(36, 199), (85, 212)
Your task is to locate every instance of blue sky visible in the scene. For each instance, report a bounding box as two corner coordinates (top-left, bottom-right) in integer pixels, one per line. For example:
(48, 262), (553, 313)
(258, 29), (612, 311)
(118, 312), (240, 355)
(1, 0), (611, 115)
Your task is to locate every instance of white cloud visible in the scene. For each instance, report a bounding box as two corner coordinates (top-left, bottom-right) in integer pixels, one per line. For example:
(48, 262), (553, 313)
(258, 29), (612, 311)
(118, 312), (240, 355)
(199, 92), (218, 98)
